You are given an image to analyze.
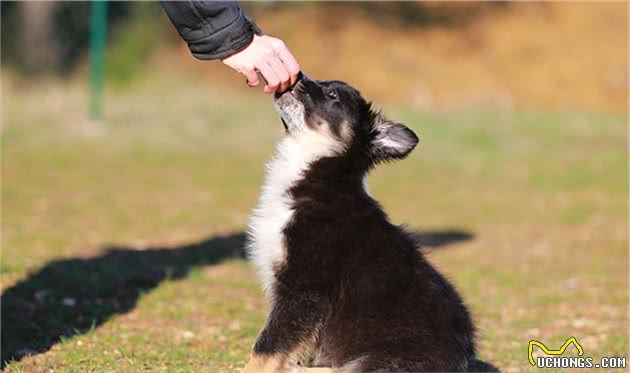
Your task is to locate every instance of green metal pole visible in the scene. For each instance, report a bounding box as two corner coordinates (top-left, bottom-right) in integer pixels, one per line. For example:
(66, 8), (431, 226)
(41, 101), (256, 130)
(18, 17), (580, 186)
(89, 1), (107, 120)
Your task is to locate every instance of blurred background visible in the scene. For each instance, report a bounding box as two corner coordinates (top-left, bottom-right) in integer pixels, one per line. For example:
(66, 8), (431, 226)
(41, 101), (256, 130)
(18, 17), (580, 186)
(2, 2), (628, 372)
(2, 2), (628, 109)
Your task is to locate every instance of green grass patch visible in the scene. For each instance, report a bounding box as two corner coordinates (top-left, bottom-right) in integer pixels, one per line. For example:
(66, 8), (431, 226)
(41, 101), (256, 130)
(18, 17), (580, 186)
(2, 76), (626, 371)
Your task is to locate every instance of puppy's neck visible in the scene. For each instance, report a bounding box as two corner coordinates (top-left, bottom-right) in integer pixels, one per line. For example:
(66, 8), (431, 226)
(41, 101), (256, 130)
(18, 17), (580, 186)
(265, 133), (345, 191)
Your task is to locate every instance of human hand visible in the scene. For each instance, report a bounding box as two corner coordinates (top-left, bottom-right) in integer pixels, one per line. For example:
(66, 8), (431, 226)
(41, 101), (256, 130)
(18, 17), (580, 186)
(221, 34), (300, 94)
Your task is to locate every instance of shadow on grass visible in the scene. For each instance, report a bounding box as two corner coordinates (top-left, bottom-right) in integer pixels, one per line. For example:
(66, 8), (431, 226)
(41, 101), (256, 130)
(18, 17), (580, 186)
(1, 232), (246, 368)
(1, 229), (473, 368)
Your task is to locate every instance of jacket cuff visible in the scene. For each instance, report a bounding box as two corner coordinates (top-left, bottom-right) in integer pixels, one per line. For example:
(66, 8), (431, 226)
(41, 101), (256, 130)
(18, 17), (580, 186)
(189, 14), (263, 60)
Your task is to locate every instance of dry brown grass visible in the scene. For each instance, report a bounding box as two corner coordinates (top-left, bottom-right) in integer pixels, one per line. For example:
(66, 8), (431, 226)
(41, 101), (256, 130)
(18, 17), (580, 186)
(152, 2), (628, 112)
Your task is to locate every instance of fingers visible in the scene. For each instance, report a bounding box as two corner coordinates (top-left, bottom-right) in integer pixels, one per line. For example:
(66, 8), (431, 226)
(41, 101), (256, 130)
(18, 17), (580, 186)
(222, 34), (299, 94)
(257, 38), (299, 93)
(256, 61), (280, 94)
(274, 42), (301, 86)
(266, 53), (292, 93)
(241, 67), (260, 87)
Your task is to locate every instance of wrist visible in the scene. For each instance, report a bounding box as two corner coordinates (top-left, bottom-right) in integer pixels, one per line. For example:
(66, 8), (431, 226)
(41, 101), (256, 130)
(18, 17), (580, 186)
(220, 34), (257, 62)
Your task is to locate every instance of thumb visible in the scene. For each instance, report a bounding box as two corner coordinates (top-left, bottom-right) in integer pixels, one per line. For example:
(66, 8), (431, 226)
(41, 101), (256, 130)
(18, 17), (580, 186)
(242, 68), (260, 87)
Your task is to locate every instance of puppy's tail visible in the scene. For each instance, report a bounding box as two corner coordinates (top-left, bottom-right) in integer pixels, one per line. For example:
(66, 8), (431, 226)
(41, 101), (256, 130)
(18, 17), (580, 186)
(468, 359), (500, 372)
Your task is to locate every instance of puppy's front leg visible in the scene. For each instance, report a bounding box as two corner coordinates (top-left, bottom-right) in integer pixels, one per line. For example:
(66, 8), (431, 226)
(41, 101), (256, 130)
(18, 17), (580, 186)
(243, 292), (329, 373)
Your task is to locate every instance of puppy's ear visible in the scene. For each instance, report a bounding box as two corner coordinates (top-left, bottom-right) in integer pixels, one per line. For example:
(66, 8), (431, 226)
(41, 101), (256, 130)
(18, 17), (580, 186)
(371, 112), (419, 161)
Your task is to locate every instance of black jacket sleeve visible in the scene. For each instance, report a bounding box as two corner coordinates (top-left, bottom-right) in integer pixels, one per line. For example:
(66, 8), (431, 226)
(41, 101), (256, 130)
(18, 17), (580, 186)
(161, 1), (262, 60)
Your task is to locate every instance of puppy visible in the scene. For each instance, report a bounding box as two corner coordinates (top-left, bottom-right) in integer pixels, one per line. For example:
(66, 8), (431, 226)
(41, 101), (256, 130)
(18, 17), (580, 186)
(245, 74), (493, 372)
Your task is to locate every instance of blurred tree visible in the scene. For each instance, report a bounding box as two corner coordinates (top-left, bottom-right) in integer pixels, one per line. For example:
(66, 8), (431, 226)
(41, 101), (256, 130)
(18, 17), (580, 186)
(1, 1), (134, 75)
(1, 2), (23, 69)
(105, 2), (163, 86)
(20, 1), (62, 72)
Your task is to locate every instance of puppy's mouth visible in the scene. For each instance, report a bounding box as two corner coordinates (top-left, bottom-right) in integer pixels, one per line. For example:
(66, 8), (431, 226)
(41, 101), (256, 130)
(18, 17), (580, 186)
(274, 83), (291, 99)
(273, 72), (308, 132)
(274, 89), (295, 101)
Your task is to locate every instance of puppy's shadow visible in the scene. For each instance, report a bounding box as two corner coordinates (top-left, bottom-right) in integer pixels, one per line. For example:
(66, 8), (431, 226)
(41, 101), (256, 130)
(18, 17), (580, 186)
(1, 232), (246, 368)
(1, 229), (473, 368)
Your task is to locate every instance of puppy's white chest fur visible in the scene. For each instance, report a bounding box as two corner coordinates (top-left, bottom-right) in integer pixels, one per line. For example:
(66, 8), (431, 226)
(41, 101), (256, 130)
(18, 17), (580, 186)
(247, 132), (343, 297)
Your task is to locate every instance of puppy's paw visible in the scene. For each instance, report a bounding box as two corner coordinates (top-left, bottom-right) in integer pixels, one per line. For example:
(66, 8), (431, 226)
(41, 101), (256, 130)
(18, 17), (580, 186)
(242, 354), (285, 373)
(293, 368), (334, 373)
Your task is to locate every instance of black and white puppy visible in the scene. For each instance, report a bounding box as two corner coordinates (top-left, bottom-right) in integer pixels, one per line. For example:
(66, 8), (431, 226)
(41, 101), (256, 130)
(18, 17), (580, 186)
(244, 74), (493, 373)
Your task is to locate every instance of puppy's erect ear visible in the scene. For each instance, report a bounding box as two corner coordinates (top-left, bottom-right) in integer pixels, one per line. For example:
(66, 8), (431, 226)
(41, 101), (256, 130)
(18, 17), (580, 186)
(370, 112), (419, 161)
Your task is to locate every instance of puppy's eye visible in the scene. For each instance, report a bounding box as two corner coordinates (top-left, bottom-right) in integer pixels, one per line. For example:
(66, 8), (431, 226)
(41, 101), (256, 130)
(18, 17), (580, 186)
(326, 90), (338, 100)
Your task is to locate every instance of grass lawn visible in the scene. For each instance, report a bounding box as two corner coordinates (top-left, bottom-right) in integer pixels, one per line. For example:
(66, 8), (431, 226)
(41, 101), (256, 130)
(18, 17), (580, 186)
(2, 75), (627, 372)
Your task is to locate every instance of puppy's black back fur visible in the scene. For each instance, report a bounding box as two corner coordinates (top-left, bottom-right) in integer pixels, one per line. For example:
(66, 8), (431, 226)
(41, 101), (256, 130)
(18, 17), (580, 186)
(283, 155), (475, 371)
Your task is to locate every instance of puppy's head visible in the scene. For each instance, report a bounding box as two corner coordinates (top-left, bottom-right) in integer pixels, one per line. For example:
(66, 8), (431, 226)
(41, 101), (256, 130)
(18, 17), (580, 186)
(273, 73), (418, 169)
